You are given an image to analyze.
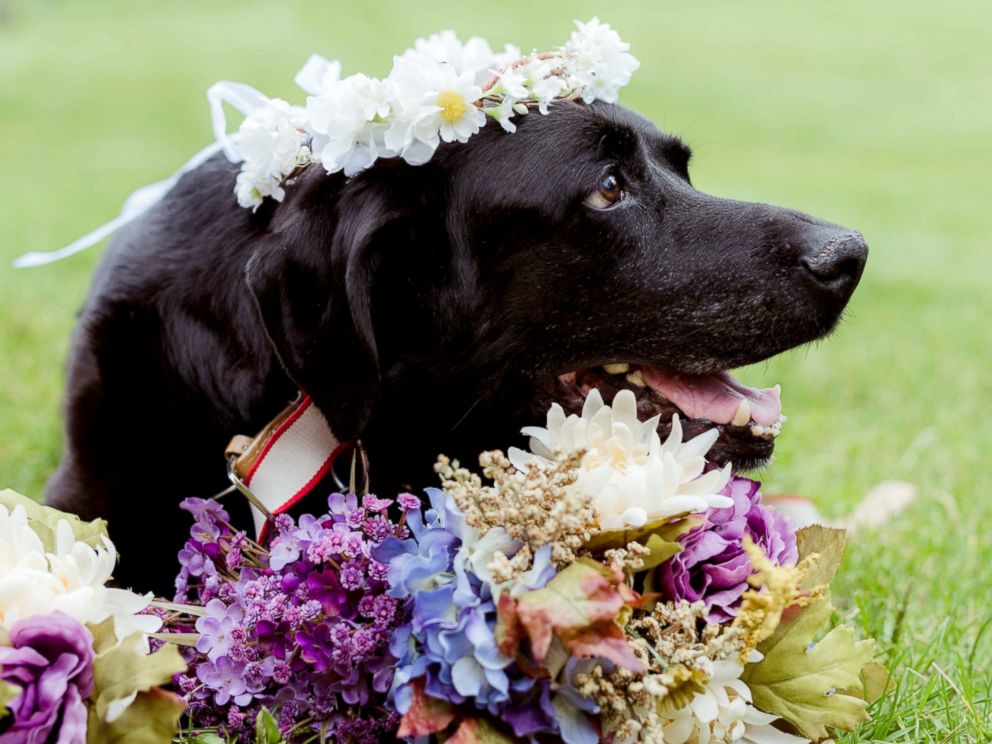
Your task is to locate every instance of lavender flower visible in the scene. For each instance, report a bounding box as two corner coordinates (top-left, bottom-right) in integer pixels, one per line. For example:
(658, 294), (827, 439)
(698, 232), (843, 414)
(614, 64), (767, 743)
(659, 475), (798, 622)
(0, 612), (94, 744)
(169, 491), (415, 742)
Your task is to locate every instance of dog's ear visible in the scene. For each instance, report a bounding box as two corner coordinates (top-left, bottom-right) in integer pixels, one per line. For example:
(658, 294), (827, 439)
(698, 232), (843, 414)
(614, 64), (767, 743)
(245, 174), (415, 441)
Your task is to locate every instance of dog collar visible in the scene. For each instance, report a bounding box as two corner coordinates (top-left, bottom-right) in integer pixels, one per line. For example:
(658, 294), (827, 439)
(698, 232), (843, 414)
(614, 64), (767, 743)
(225, 395), (348, 541)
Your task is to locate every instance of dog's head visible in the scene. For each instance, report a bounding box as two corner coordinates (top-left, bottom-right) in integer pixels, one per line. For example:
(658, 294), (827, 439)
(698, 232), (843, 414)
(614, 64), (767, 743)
(246, 100), (867, 472)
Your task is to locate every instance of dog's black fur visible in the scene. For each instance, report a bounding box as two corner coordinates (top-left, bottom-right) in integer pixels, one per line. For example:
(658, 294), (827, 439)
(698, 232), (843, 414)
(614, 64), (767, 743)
(46, 101), (867, 592)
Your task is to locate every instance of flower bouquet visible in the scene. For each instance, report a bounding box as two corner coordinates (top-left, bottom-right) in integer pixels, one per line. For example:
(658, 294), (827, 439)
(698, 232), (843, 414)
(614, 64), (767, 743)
(0, 388), (884, 742)
(149, 389), (882, 743)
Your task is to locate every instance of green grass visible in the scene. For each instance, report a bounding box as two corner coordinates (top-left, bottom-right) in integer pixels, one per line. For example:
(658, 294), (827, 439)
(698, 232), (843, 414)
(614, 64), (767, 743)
(2, 0), (990, 740)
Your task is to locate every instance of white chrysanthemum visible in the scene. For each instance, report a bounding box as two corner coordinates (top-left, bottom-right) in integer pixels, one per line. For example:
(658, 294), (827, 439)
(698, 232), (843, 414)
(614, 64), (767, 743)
(564, 17), (640, 104)
(508, 389), (732, 531)
(665, 654), (811, 744)
(233, 98), (310, 209)
(0, 504), (161, 648)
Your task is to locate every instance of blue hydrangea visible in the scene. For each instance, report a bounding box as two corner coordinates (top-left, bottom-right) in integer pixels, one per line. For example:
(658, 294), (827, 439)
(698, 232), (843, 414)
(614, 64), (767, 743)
(374, 488), (568, 739)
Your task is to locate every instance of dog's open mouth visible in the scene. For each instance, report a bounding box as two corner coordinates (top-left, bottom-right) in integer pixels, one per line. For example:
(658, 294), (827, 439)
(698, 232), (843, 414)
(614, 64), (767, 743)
(536, 364), (785, 469)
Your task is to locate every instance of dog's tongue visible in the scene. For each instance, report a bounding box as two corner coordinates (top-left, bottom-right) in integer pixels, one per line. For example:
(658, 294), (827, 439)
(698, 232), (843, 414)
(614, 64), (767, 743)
(639, 367), (782, 426)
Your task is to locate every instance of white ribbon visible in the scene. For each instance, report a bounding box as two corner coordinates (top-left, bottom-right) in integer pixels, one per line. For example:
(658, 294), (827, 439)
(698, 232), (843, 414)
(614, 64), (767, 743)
(13, 81), (271, 269)
(207, 80), (269, 162)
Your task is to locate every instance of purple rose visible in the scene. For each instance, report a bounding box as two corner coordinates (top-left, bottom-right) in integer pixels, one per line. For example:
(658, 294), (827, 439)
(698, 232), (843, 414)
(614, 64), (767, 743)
(659, 475), (798, 622)
(0, 612), (95, 744)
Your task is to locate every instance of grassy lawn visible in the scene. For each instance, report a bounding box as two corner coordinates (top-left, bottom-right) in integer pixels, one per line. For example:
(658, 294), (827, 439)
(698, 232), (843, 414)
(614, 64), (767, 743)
(1, 0), (990, 740)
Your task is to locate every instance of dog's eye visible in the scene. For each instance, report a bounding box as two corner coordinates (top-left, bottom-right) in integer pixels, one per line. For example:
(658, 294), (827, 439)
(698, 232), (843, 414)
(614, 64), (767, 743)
(584, 171), (624, 209)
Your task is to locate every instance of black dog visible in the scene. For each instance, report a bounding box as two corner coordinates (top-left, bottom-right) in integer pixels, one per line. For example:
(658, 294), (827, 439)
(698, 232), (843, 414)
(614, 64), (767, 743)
(45, 101), (867, 593)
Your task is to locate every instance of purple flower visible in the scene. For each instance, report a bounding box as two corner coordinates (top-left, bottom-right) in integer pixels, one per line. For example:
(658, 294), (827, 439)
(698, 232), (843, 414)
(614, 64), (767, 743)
(0, 612), (94, 744)
(659, 475), (798, 622)
(170, 490), (408, 742)
(362, 493), (393, 513)
(397, 492), (421, 511)
(180, 496), (228, 523)
(328, 492), (358, 515)
(363, 514), (395, 542)
(195, 598), (245, 661)
(268, 534), (301, 571)
(339, 560), (368, 591)
(197, 656), (251, 706)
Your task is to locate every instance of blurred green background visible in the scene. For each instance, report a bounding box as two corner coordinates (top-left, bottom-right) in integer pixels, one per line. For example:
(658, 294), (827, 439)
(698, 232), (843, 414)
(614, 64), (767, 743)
(1, 0), (990, 740)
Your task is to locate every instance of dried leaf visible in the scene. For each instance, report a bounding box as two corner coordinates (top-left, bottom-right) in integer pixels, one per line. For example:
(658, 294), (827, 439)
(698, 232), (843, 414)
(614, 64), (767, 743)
(397, 679), (456, 738)
(566, 623), (644, 671)
(860, 661), (891, 704)
(795, 525), (847, 590)
(446, 716), (517, 744)
(495, 592), (525, 657)
(511, 559), (644, 672)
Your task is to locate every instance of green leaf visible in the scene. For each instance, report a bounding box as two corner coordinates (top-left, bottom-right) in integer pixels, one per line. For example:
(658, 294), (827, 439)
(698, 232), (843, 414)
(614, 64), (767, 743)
(742, 590), (878, 741)
(638, 531), (684, 572)
(255, 708), (283, 744)
(511, 559), (644, 672)
(584, 514), (699, 552)
(0, 488), (109, 551)
(1, 678), (19, 728)
(191, 734), (227, 744)
(86, 687), (185, 744)
(88, 617), (119, 656)
(86, 628), (187, 744)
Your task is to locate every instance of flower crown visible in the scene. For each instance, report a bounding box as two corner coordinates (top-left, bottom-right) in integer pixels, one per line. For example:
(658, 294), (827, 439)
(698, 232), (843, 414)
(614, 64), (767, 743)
(211, 18), (639, 210)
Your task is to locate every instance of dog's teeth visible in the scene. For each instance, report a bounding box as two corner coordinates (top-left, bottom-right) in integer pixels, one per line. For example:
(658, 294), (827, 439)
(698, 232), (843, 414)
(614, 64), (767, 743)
(750, 424), (777, 441)
(731, 399), (751, 427)
(626, 370), (646, 387)
(603, 363), (630, 375)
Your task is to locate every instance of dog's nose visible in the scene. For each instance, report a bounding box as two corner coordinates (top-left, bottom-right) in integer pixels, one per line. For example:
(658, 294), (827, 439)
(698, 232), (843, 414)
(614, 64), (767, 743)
(799, 229), (868, 293)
